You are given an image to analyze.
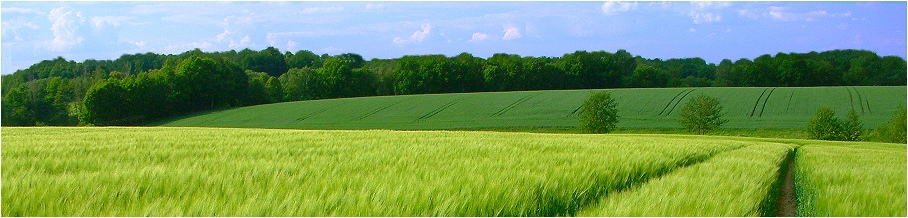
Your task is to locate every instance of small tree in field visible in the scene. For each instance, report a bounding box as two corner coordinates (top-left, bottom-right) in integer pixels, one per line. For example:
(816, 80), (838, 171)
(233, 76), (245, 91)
(806, 107), (844, 141)
(871, 107), (906, 143)
(842, 108), (864, 141)
(678, 94), (727, 134)
(579, 91), (619, 133)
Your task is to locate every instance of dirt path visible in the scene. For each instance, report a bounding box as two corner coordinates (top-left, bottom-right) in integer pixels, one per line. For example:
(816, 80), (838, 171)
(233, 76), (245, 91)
(775, 150), (796, 216)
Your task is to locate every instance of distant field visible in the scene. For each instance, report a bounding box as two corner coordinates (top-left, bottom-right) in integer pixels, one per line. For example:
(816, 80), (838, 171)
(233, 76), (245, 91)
(3, 127), (904, 216)
(159, 86), (906, 130)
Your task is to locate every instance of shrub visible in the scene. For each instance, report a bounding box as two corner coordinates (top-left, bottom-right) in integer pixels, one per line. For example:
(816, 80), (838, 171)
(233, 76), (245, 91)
(677, 94), (727, 134)
(578, 91), (619, 133)
(806, 107), (844, 141)
(841, 109), (864, 141)
(871, 107), (906, 143)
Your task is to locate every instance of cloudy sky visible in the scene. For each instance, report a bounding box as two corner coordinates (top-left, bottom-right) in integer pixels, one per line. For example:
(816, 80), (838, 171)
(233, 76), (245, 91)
(2, 1), (905, 74)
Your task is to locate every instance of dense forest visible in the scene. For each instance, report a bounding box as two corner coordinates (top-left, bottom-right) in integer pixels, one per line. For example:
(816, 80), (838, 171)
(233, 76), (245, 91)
(1, 47), (904, 126)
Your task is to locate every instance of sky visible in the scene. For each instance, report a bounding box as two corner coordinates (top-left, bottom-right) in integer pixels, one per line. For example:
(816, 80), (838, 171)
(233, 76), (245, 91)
(1, 1), (905, 75)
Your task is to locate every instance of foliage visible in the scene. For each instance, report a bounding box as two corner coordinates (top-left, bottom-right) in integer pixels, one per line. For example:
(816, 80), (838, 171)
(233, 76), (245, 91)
(794, 143), (906, 216)
(2, 127), (740, 216)
(677, 94), (727, 134)
(841, 108), (863, 141)
(3, 47), (906, 127)
(578, 91), (619, 133)
(870, 107), (907, 143)
(805, 107), (864, 141)
(581, 143), (794, 216)
(806, 107), (843, 140)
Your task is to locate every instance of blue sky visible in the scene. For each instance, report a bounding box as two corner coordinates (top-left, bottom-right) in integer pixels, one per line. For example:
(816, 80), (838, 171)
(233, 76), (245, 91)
(2, 1), (905, 75)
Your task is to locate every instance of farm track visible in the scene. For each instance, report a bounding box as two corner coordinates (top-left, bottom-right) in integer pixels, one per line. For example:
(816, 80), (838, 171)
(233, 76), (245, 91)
(491, 92), (542, 117)
(750, 88), (769, 117)
(413, 98), (464, 122)
(354, 99), (408, 120)
(758, 88), (776, 117)
(774, 148), (797, 217)
(661, 88), (696, 116)
(569, 144), (747, 216)
(296, 101), (350, 121)
(846, 87), (857, 113)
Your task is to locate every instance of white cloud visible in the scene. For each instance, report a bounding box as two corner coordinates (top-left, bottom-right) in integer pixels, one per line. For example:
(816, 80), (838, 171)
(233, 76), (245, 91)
(766, 6), (849, 22)
(91, 16), (129, 29)
(3, 7), (43, 15)
(365, 3), (385, 10)
(690, 11), (721, 24)
(393, 23), (431, 44)
(45, 7), (85, 52)
(601, 2), (638, 15)
(286, 40), (298, 51)
(229, 35), (251, 49)
(159, 41), (213, 54)
(738, 9), (758, 19)
(216, 30), (232, 42)
(689, 28), (697, 32)
(468, 32), (489, 42)
(301, 6), (344, 14)
(502, 27), (521, 40)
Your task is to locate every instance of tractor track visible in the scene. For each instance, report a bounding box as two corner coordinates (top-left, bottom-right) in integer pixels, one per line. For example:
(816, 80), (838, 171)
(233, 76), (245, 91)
(413, 98), (464, 122)
(758, 88), (776, 117)
(658, 89), (694, 116)
(662, 89), (696, 116)
(491, 93), (542, 117)
(750, 88), (769, 117)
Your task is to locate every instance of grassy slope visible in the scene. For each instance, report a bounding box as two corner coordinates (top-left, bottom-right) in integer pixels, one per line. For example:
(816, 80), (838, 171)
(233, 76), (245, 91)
(3, 127), (744, 216)
(159, 86), (906, 130)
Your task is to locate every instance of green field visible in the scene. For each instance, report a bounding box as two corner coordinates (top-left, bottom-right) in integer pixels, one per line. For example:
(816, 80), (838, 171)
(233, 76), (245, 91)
(3, 127), (905, 216)
(160, 86), (906, 130)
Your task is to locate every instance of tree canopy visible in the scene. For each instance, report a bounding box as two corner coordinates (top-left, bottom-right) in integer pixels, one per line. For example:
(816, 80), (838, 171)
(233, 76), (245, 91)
(2, 48), (904, 126)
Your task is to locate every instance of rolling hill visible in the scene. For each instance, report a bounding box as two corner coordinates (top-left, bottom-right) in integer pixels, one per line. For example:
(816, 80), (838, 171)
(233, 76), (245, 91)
(159, 86), (906, 130)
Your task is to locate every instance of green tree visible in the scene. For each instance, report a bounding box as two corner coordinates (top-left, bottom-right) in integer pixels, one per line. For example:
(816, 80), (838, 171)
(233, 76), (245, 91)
(678, 94), (727, 134)
(80, 80), (127, 125)
(842, 108), (864, 141)
(871, 107), (907, 143)
(578, 91), (619, 133)
(628, 65), (669, 88)
(806, 107), (844, 141)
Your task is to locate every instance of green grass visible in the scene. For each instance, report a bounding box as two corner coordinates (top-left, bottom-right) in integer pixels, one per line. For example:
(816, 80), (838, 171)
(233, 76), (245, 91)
(159, 86), (906, 131)
(3, 127), (745, 216)
(578, 142), (795, 216)
(794, 141), (907, 216)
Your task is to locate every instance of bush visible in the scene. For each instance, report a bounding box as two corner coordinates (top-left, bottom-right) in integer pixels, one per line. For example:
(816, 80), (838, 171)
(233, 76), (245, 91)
(871, 107), (906, 143)
(677, 94), (727, 134)
(578, 91), (619, 133)
(805, 107), (866, 141)
(842, 108), (864, 141)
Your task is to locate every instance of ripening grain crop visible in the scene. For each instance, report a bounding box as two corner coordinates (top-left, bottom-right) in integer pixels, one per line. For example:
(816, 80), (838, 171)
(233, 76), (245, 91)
(794, 142), (907, 216)
(578, 142), (794, 216)
(2, 127), (744, 216)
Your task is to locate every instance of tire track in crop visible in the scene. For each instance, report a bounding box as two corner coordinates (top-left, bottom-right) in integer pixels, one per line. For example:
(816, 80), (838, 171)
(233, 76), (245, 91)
(784, 92), (794, 113)
(750, 88), (769, 117)
(663, 89), (696, 116)
(850, 87), (867, 113)
(758, 88), (776, 117)
(658, 89), (693, 116)
(354, 99), (408, 120)
(413, 98), (464, 122)
(491, 92), (542, 117)
(295, 101), (350, 121)
(845, 87), (857, 112)
(556, 144), (748, 216)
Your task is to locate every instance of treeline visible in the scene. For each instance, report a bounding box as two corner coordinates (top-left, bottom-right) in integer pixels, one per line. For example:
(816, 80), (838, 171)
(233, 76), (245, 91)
(2, 47), (904, 126)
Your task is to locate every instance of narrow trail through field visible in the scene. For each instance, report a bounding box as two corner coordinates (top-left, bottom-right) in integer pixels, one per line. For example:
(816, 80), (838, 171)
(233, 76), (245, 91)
(774, 149), (797, 217)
